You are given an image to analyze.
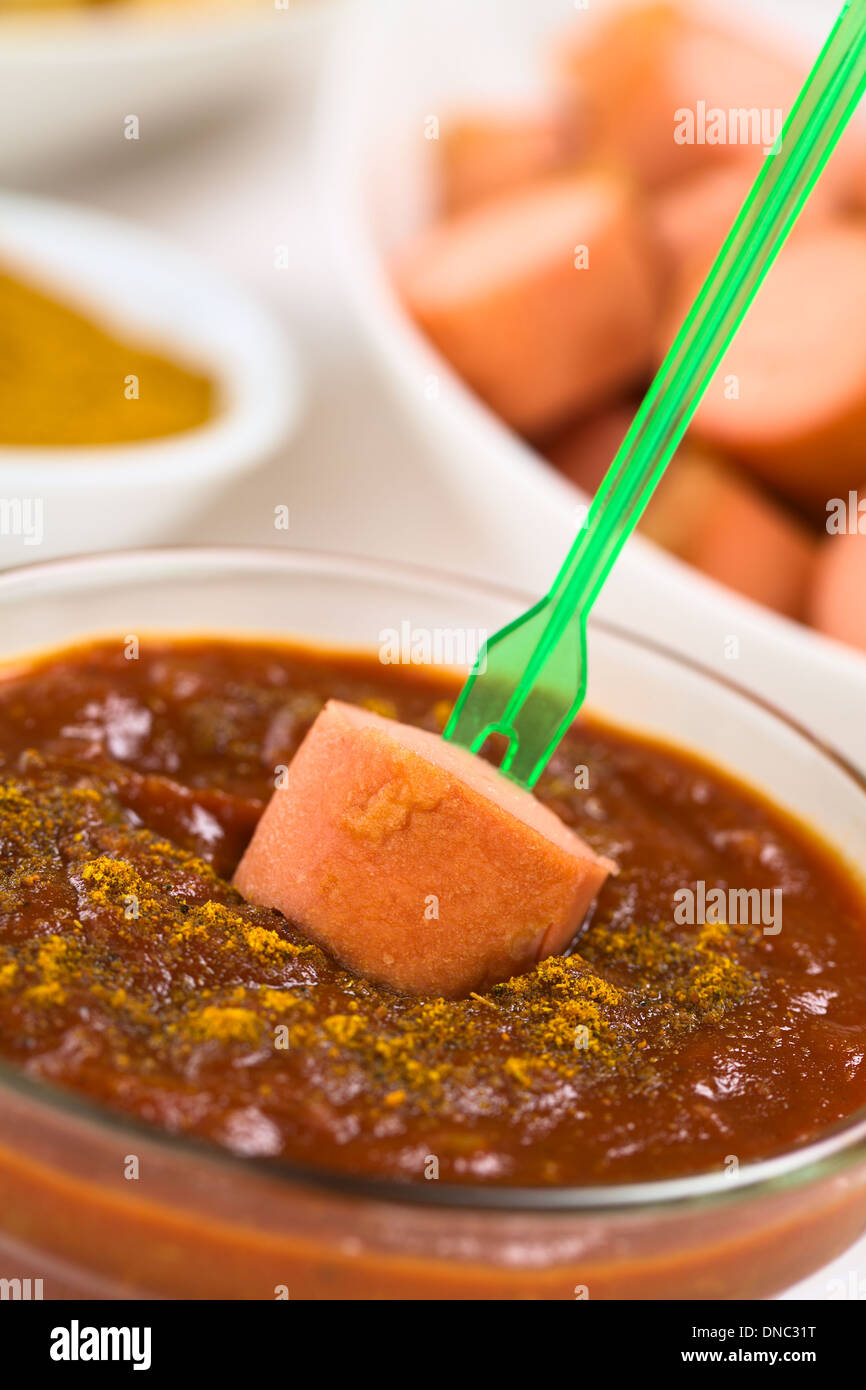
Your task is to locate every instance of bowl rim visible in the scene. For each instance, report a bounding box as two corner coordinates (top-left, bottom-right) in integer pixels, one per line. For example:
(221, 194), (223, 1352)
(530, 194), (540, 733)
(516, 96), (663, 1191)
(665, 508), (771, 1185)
(1, 541), (865, 1217)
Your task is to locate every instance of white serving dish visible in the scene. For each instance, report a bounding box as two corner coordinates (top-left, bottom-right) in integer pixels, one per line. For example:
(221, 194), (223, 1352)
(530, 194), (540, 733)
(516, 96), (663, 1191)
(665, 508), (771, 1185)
(318, 0), (866, 768)
(0, 0), (335, 182)
(0, 192), (302, 563)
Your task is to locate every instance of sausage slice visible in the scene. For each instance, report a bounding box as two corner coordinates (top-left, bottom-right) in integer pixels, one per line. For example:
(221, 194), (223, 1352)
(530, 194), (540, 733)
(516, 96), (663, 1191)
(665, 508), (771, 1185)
(235, 700), (614, 997)
(395, 170), (658, 435)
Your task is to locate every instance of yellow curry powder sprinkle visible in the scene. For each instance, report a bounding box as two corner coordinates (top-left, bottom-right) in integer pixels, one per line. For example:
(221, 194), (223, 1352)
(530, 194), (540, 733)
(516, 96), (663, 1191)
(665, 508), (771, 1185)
(36, 936), (71, 981)
(259, 989), (304, 1014)
(0, 266), (215, 446)
(239, 924), (313, 961)
(0, 770), (763, 1122)
(503, 1057), (533, 1086)
(185, 1006), (263, 1046)
(24, 982), (67, 1008)
(308, 921), (761, 1110)
(324, 1014), (368, 1045)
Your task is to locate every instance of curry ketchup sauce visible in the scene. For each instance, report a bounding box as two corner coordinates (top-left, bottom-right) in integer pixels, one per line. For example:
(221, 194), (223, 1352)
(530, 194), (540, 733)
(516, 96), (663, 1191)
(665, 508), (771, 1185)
(0, 637), (865, 1297)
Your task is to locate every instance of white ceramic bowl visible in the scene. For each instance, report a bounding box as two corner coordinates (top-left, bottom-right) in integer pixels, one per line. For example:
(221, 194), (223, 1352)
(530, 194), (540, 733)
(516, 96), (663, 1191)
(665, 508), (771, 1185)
(0, 192), (302, 562)
(0, 0), (334, 182)
(319, 0), (866, 765)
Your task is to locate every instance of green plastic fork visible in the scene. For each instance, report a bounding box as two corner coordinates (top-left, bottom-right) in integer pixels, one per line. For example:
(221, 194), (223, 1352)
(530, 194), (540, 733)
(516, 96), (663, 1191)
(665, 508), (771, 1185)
(444, 0), (866, 788)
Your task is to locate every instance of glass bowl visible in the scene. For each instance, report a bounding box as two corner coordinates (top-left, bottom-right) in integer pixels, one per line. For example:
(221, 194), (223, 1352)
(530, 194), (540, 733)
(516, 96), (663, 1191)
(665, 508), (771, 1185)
(0, 546), (864, 1300)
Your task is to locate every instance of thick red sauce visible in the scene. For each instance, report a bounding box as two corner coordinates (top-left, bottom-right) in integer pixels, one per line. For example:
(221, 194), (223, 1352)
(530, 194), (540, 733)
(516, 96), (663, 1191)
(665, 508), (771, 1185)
(0, 637), (865, 1187)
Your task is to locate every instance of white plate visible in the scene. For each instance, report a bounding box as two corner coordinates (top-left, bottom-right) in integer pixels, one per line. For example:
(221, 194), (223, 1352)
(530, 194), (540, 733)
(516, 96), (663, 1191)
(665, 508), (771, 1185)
(0, 192), (302, 561)
(318, 0), (866, 768)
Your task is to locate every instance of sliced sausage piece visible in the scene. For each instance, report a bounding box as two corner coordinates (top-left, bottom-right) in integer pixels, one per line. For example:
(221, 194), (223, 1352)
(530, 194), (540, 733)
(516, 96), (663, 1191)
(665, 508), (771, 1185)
(439, 108), (575, 214)
(550, 417), (819, 619)
(810, 492), (866, 651)
(641, 451), (817, 619)
(544, 404), (634, 495)
(395, 170), (659, 435)
(234, 700), (615, 998)
(652, 164), (832, 290)
(556, 3), (802, 189)
(658, 223), (866, 515)
(557, 4), (866, 204)
(654, 166), (754, 285)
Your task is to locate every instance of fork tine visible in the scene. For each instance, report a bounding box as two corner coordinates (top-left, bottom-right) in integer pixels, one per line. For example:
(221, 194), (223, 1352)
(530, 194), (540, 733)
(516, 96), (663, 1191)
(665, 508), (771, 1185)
(446, 598), (586, 787)
(445, 614), (534, 755)
(499, 617), (587, 786)
(444, 595), (547, 750)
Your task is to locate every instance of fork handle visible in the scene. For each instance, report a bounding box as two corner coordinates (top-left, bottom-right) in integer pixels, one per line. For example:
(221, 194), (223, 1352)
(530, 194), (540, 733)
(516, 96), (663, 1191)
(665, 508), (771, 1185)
(523, 0), (866, 691)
